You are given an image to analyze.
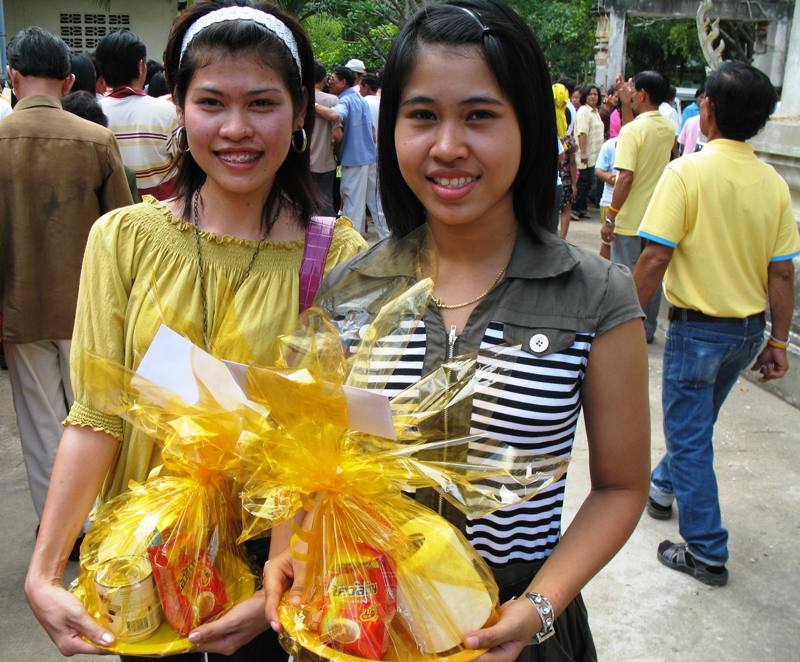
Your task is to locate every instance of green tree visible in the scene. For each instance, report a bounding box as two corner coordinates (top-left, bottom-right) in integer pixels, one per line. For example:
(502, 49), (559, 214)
(625, 18), (706, 85)
(509, 0), (596, 84)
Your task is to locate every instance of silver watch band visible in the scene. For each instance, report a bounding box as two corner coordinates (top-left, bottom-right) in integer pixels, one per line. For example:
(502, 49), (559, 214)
(525, 592), (556, 644)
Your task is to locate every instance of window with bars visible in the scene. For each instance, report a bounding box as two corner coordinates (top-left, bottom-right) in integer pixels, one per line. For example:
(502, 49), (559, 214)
(59, 12), (131, 52)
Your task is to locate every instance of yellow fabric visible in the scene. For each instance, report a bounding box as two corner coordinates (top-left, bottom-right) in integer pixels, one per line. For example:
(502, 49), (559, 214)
(552, 84), (569, 141)
(612, 110), (675, 236)
(65, 196), (367, 504)
(574, 105), (605, 167)
(638, 139), (800, 317)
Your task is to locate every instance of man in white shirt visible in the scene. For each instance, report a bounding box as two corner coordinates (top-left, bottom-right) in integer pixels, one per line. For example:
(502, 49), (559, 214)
(659, 84), (680, 158)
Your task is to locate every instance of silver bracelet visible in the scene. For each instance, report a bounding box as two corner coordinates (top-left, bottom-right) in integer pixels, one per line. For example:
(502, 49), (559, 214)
(525, 592), (556, 644)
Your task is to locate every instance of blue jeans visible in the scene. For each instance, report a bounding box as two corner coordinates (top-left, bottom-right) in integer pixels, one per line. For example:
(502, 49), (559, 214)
(650, 317), (765, 565)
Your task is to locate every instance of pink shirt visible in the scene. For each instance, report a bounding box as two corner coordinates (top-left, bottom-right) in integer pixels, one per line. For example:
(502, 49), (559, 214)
(678, 115), (702, 154)
(609, 108), (621, 138)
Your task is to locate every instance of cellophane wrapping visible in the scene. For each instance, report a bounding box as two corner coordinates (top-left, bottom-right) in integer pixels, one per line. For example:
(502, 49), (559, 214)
(71, 339), (268, 656)
(71, 268), (570, 659)
(235, 278), (571, 661)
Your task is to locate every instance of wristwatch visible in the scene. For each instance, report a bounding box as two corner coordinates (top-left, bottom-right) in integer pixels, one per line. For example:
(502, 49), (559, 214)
(525, 592), (556, 644)
(604, 217), (616, 226)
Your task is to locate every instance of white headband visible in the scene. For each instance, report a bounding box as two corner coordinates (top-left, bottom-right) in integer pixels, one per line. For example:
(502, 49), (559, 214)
(179, 6), (302, 77)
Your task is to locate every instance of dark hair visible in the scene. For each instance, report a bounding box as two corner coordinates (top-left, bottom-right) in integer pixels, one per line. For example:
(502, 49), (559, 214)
(95, 31), (147, 88)
(361, 74), (380, 92)
(378, 0), (556, 239)
(90, 52), (103, 79)
(579, 85), (600, 106)
(164, 0), (317, 228)
(7, 27), (70, 80)
(665, 84), (676, 102)
(314, 60), (326, 84)
(633, 70), (669, 105)
(61, 90), (108, 127)
(332, 66), (355, 87)
(147, 71), (170, 97)
(557, 77), (575, 96)
(145, 59), (164, 85)
(695, 86), (705, 99)
(70, 53), (97, 94)
(704, 62), (776, 140)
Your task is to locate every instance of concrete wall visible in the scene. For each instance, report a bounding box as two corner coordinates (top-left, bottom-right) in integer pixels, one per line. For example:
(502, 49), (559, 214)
(750, 120), (800, 408)
(4, 0), (179, 63)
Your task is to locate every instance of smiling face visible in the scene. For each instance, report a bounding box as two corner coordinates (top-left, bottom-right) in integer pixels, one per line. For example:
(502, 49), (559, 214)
(394, 44), (521, 232)
(178, 52), (303, 199)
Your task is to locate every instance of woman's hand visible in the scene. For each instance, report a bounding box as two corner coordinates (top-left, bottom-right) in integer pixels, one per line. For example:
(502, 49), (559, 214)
(25, 578), (115, 656)
(463, 597), (541, 662)
(263, 547), (307, 633)
(187, 591), (268, 655)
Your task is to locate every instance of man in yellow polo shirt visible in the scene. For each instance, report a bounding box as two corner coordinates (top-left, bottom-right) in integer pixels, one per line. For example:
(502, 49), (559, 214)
(634, 62), (800, 587)
(600, 70), (675, 342)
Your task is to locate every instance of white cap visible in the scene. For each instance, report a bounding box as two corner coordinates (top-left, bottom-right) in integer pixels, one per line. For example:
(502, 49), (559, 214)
(345, 58), (366, 74)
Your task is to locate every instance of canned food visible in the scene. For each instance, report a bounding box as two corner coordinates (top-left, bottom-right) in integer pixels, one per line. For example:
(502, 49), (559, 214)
(95, 555), (162, 642)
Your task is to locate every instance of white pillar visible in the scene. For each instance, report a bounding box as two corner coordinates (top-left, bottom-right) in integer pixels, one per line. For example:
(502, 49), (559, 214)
(779, 0), (800, 115)
(753, 17), (790, 88)
(606, 7), (627, 89)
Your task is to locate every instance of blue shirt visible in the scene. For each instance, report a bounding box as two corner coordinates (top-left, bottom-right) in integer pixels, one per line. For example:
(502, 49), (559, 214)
(334, 87), (376, 167)
(681, 102), (699, 128)
(595, 137), (618, 207)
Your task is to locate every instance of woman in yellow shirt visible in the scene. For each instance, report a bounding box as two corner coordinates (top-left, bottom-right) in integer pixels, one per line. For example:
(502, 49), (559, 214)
(24, 2), (365, 659)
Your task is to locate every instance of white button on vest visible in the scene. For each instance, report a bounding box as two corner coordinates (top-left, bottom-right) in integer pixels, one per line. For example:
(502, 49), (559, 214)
(529, 334), (549, 353)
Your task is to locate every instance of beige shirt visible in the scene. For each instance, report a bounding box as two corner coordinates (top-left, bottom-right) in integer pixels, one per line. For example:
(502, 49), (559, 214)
(311, 89), (339, 173)
(575, 105), (605, 167)
(0, 95), (133, 343)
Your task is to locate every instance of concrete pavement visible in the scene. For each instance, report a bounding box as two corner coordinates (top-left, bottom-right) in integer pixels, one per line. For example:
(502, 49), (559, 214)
(1, 211), (798, 661)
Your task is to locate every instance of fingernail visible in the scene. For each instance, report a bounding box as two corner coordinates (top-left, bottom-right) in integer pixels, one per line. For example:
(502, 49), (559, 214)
(465, 636), (479, 648)
(270, 620), (280, 631)
(188, 632), (201, 643)
(100, 632), (114, 645)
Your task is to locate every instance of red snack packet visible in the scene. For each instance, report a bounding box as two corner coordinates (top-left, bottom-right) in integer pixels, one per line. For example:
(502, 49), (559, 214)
(146, 529), (228, 636)
(316, 543), (397, 660)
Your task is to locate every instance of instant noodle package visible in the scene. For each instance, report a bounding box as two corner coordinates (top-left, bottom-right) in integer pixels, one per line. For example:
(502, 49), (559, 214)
(74, 276), (570, 659)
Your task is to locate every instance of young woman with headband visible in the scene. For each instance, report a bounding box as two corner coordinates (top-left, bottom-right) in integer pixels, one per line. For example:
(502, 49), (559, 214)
(265, 2), (649, 660)
(24, 1), (365, 659)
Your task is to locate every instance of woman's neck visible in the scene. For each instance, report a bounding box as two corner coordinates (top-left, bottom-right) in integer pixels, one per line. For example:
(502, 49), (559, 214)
(426, 208), (517, 268)
(196, 182), (271, 241)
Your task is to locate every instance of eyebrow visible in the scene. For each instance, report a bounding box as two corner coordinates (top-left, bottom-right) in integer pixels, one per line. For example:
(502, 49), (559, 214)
(195, 86), (283, 96)
(400, 94), (504, 107)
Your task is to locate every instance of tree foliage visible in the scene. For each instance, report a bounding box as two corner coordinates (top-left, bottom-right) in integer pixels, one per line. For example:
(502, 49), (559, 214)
(509, 0), (597, 84)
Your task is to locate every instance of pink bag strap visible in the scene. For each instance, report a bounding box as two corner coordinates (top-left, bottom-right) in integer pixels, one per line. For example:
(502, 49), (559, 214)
(299, 216), (337, 312)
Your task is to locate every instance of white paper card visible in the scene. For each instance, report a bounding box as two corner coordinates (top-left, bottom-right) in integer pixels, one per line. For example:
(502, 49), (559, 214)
(136, 325), (396, 439)
(343, 385), (396, 440)
(135, 324), (250, 410)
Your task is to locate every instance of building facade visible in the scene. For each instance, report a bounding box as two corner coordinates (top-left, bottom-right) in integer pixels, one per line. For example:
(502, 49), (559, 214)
(2, 0), (184, 70)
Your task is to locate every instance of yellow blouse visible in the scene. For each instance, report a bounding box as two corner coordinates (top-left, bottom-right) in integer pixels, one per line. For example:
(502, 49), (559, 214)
(65, 196), (367, 503)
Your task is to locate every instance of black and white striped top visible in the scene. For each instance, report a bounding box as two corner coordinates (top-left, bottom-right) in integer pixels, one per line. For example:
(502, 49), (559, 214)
(350, 318), (592, 568)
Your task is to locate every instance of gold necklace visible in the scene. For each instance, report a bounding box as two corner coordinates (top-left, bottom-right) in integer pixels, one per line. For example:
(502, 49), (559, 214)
(427, 264), (508, 310)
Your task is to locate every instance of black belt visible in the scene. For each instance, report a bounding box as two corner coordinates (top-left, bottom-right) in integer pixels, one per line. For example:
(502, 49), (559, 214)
(668, 306), (765, 324)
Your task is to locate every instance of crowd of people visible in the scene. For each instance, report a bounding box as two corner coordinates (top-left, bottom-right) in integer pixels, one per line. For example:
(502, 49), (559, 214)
(0, 0), (797, 661)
